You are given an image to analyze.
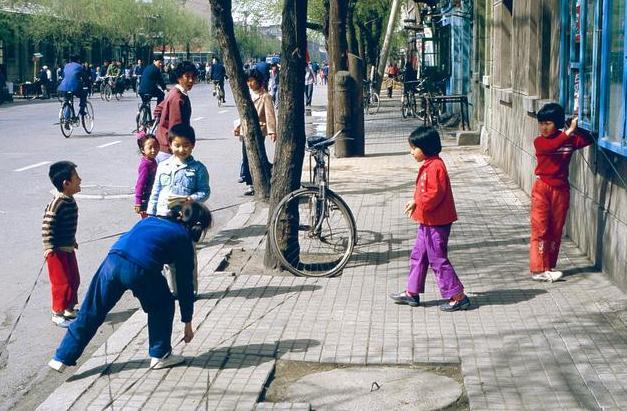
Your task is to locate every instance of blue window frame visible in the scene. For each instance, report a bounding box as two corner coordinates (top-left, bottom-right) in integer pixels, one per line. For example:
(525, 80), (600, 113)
(598, 0), (627, 155)
(561, 0), (627, 156)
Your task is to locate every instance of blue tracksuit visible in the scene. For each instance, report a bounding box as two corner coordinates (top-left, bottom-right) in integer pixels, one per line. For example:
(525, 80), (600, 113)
(53, 217), (195, 365)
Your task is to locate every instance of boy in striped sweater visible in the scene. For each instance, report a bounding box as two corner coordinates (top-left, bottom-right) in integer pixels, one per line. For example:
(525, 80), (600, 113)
(43, 161), (82, 327)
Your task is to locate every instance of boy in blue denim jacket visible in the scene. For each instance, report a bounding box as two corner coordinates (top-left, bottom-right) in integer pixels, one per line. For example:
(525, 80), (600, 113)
(148, 124), (210, 217)
(148, 124), (210, 295)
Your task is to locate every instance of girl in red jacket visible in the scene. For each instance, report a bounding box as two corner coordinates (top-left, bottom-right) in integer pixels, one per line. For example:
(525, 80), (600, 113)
(390, 126), (471, 311)
(530, 103), (592, 282)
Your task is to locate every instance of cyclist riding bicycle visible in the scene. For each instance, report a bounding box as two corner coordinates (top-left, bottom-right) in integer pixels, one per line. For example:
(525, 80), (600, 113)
(132, 59), (144, 93)
(138, 55), (167, 106)
(209, 57), (226, 103)
(57, 55), (88, 121)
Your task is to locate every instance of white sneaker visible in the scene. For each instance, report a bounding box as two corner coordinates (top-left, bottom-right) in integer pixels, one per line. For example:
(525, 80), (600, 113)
(48, 358), (66, 372)
(63, 309), (78, 319)
(532, 270), (563, 283)
(51, 313), (73, 328)
(150, 352), (185, 370)
(547, 270), (563, 282)
(243, 185), (254, 196)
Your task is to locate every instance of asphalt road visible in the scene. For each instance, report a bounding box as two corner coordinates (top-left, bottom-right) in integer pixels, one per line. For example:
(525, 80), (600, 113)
(0, 82), (265, 409)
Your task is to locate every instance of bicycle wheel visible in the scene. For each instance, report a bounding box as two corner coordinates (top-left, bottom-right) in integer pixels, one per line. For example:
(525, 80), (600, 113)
(81, 101), (94, 134)
(401, 100), (410, 119)
(104, 84), (112, 101)
(367, 92), (380, 115)
(217, 86), (223, 107)
(59, 103), (73, 138)
(270, 188), (356, 277)
(136, 105), (149, 131)
(410, 96), (418, 117)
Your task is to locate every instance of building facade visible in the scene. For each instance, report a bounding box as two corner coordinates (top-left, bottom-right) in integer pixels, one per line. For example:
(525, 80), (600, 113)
(473, 0), (626, 289)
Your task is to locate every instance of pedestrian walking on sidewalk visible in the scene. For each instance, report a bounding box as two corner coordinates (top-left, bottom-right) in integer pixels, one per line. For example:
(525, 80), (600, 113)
(529, 103), (592, 282)
(390, 126), (471, 311)
(233, 68), (276, 196)
(42, 161), (82, 328)
(48, 202), (212, 373)
(133, 132), (159, 219)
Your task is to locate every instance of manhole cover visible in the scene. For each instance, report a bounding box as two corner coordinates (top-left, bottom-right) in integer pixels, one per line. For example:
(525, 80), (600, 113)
(282, 366), (462, 410)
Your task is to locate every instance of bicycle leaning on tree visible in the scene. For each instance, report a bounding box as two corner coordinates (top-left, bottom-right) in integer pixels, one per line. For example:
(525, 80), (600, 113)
(268, 130), (357, 278)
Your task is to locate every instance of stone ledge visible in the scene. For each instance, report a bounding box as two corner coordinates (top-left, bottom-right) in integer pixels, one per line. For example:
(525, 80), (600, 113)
(456, 130), (481, 146)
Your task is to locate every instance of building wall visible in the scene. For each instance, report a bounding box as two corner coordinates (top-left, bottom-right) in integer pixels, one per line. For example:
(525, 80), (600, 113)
(478, 0), (627, 290)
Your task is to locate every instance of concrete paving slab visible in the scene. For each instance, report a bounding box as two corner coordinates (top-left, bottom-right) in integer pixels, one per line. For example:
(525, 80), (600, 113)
(283, 366), (461, 410)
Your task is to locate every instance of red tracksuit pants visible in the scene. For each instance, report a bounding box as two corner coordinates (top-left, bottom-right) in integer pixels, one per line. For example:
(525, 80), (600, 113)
(47, 250), (80, 313)
(529, 179), (570, 273)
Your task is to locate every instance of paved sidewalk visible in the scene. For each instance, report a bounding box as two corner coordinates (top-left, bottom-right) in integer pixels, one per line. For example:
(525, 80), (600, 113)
(38, 93), (627, 410)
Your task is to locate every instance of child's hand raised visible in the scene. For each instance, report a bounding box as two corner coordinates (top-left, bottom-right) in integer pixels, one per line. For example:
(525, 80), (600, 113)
(565, 116), (578, 136)
(404, 200), (416, 216)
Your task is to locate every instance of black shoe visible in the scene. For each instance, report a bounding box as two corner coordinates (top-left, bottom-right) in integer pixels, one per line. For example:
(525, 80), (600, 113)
(244, 185), (254, 196)
(389, 291), (420, 307)
(439, 296), (471, 312)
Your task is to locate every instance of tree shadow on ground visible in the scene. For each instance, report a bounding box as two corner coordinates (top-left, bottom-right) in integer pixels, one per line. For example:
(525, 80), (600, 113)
(203, 224), (267, 247)
(196, 284), (323, 301)
(68, 339), (321, 380)
(469, 288), (547, 306)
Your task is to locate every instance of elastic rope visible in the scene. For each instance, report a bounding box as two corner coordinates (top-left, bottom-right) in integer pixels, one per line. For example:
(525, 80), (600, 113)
(82, 202), (246, 245)
(0, 259), (47, 368)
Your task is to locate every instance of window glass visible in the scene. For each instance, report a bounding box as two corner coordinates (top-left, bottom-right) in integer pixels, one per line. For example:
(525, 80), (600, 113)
(581, 0), (596, 124)
(605, 0), (625, 143)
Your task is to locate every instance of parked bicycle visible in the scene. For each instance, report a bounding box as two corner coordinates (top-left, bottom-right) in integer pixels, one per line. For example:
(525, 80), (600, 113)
(401, 80), (420, 119)
(269, 130), (357, 277)
(58, 92), (94, 138)
(363, 80), (380, 115)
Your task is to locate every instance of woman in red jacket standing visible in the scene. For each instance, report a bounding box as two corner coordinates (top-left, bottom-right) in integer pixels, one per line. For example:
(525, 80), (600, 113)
(153, 61), (197, 162)
(390, 126), (471, 311)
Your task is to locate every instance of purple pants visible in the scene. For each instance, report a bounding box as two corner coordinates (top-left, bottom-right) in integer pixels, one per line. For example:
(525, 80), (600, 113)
(407, 224), (464, 299)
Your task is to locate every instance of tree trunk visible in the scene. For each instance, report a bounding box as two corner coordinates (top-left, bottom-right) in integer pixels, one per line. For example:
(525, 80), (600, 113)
(326, 0), (348, 138)
(209, 0), (271, 199)
(346, 1), (359, 56)
(263, 0), (308, 269)
(375, 0), (401, 95)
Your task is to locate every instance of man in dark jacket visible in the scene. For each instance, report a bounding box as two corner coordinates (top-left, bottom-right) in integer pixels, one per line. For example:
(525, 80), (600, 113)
(138, 55), (167, 105)
(57, 55), (87, 115)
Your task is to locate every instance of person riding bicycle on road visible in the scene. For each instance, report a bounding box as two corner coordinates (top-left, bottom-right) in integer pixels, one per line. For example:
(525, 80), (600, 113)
(57, 55), (87, 119)
(105, 61), (125, 94)
(209, 57), (226, 103)
(139, 55), (167, 106)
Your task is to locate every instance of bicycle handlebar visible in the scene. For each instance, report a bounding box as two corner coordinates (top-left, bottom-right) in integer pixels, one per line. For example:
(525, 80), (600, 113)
(306, 129), (344, 151)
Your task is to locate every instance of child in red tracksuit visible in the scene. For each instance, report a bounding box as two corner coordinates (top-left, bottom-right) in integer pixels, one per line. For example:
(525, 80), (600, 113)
(43, 161), (82, 328)
(530, 103), (592, 282)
